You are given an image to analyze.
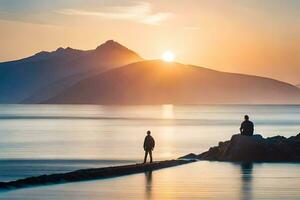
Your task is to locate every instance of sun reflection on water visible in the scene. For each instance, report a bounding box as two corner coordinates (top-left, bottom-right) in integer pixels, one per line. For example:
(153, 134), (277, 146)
(161, 104), (174, 119)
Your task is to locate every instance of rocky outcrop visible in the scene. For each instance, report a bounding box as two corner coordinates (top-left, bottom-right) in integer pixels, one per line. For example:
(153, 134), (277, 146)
(181, 133), (300, 162)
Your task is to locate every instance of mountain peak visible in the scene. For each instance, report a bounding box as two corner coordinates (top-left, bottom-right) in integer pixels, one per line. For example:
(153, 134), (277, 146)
(55, 47), (77, 52)
(96, 40), (128, 51)
(94, 40), (143, 61)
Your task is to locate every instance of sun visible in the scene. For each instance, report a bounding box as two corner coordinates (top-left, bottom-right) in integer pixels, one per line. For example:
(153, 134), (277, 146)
(162, 51), (175, 62)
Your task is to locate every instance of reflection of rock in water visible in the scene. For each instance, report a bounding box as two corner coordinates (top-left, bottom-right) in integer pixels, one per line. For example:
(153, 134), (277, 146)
(145, 171), (153, 200)
(240, 163), (253, 200)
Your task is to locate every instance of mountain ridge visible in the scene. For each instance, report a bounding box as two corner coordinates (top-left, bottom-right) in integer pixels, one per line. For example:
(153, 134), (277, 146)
(1, 40), (299, 104)
(0, 40), (143, 103)
(45, 60), (300, 104)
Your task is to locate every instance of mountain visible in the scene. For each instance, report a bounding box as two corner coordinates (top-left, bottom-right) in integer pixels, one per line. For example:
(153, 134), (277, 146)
(296, 84), (300, 89)
(45, 60), (300, 104)
(0, 40), (142, 103)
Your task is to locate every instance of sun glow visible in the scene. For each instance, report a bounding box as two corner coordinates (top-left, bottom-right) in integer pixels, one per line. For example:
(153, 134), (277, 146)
(162, 51), (175, 62)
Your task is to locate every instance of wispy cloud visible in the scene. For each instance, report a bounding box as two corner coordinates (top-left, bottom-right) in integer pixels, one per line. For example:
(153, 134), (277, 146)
(57, 2), (172, 25)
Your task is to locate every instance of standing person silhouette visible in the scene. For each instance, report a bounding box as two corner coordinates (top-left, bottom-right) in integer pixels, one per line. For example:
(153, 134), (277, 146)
(240, 115), (254, 136)
(143, 130), (155, 163)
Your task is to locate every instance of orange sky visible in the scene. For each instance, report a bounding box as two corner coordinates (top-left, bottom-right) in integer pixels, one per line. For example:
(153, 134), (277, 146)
(0, 0), (299, 84)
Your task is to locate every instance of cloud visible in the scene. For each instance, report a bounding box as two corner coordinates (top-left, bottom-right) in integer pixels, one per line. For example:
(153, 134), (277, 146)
(57, 2), (172, 25)
(141, 13), (172, 25)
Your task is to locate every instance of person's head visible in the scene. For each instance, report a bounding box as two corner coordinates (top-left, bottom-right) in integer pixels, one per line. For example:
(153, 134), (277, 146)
(244, 115), (249, 121)
(147, 130), (151, 135)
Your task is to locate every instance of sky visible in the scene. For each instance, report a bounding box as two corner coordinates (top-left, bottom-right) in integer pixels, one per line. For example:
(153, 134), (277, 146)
(0, 0), (299, 84)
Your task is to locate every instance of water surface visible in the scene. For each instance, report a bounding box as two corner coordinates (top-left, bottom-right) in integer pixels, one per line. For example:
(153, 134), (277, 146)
(2, 162), (300, 200)
(0, 104), (299, 199)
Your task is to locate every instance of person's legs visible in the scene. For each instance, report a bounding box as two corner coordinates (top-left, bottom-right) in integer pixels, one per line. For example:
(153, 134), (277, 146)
(144, 151), (148, 163)
(149, 150), (153, 163)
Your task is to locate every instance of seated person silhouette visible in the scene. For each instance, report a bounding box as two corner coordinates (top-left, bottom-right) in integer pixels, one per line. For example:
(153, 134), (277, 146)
(240, 115), (254, 136)
(143, 130), (155, 163)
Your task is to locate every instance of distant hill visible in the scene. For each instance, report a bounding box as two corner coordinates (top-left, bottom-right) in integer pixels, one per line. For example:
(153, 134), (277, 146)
(45, 60), (300, 104)
(296, 84), (300, 89)
(0, 40), (142, 103)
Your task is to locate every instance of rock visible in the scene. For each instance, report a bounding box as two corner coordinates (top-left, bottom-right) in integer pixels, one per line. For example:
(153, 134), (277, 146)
(182, 133), (300, 162)
(180, 153), (198, 159)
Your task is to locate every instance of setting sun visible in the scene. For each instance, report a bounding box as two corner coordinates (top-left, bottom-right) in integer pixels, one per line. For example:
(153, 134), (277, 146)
(162, 51), (175, 62)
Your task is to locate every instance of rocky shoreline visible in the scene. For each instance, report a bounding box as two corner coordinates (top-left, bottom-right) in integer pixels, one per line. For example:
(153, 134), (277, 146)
(181, 133), (300, 162)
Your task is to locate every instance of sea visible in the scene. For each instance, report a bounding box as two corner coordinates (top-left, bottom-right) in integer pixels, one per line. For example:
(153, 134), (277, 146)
(0, 104), (299, 199)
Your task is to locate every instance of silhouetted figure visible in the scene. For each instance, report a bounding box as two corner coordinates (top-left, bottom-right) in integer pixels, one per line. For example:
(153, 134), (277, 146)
(143, 130), (155, 163)
(240, 115), (254, 136)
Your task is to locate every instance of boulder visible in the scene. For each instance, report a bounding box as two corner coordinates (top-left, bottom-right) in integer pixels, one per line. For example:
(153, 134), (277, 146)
(181, 133), (300, 162)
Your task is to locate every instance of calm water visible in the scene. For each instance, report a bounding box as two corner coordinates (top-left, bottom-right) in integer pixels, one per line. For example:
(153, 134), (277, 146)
(0, 104), (300, 199)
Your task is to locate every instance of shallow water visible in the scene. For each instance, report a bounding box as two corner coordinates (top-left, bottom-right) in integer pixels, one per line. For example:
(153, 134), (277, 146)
(2, 161), (300, 200)
(0, 104), (299, 199)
